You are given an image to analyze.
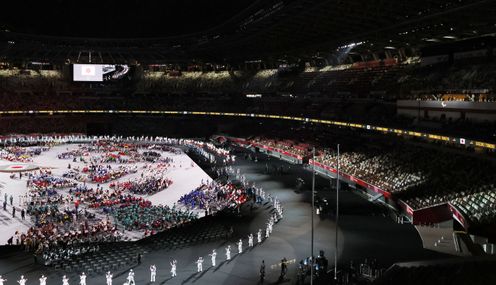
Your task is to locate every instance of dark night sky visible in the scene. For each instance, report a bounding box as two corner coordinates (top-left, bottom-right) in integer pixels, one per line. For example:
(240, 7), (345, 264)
(1, 0), (255, 38)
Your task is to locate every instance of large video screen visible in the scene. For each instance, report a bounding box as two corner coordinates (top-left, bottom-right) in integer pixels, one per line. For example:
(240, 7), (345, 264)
(73, 64), (104, 82)
(73, 64), (131, 82)
(102, 64), (131, 81)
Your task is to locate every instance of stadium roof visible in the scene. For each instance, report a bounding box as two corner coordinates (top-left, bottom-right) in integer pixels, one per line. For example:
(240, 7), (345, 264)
(0, 0), (256, 38)
(1, 0), (496, 64)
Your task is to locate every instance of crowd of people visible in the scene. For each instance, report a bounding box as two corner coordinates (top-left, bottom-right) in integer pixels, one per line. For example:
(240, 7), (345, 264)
(252, 138), (311, 159)
(178, 181), (248, 215)
(106, 159), (175, 196)
(112, 203), (196, 232)
(114, 172), (283, 284)
(84, 164), (138, 184)
(4, 199), (284, 285)
(27, 173), (76, 194)
(86, 190), (149, 213)
(184, 139), (235, 164)
(0, 145), (47, 162)
(110, 176), (172, 195)
(24, 219), (120, 262)
(0, 135), (250, 259)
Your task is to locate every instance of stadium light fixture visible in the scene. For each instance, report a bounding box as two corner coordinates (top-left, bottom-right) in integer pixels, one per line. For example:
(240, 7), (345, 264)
(337, 41), (365, 50)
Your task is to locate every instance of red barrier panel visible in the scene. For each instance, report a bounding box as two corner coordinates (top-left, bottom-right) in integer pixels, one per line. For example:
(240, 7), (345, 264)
(448, 203), (470, 230)
(398, 200), (460, 225)
(398, 200), (414, 216)
(410, 203), (453, 225)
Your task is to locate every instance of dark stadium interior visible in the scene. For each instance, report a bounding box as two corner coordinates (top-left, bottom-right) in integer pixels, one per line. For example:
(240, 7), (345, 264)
(1, 1), (496, 284)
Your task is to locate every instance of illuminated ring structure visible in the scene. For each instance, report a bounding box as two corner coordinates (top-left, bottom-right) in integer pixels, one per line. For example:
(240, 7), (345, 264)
(0, 109), (494, 151)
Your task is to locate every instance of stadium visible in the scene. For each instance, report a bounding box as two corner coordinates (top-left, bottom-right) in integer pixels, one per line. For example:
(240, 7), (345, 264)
(0, 0), (496, 284)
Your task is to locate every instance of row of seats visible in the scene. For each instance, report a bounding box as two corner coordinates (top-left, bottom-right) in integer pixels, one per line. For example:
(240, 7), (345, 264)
(314, 149), (424, 194)
(51, 242), (142, 275)
(142, 214), (230, 251)
(376, 260), (496, 285)
(451, 185), (496, 226)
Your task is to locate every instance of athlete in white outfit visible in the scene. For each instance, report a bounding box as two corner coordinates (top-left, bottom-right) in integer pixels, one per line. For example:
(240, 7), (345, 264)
(196, 257), (204, 272)
(248, 233), (254, 247)
(17, 276), (27, 285)
(39, 275), (47, 285)
(79, 272), (86, 285)
(62, 275), (69, 285)
(257, 229), (262, 243)
(225, 245), (231, 260)
(238, 239), (243, 254)
(150, 264), (157, 282)
(127, 269), (135, 285)
(0, 275), (7, 285)
(170, 260), (177, 277)
(209, 249), (217, 266)
(106, 272), (113, 285)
